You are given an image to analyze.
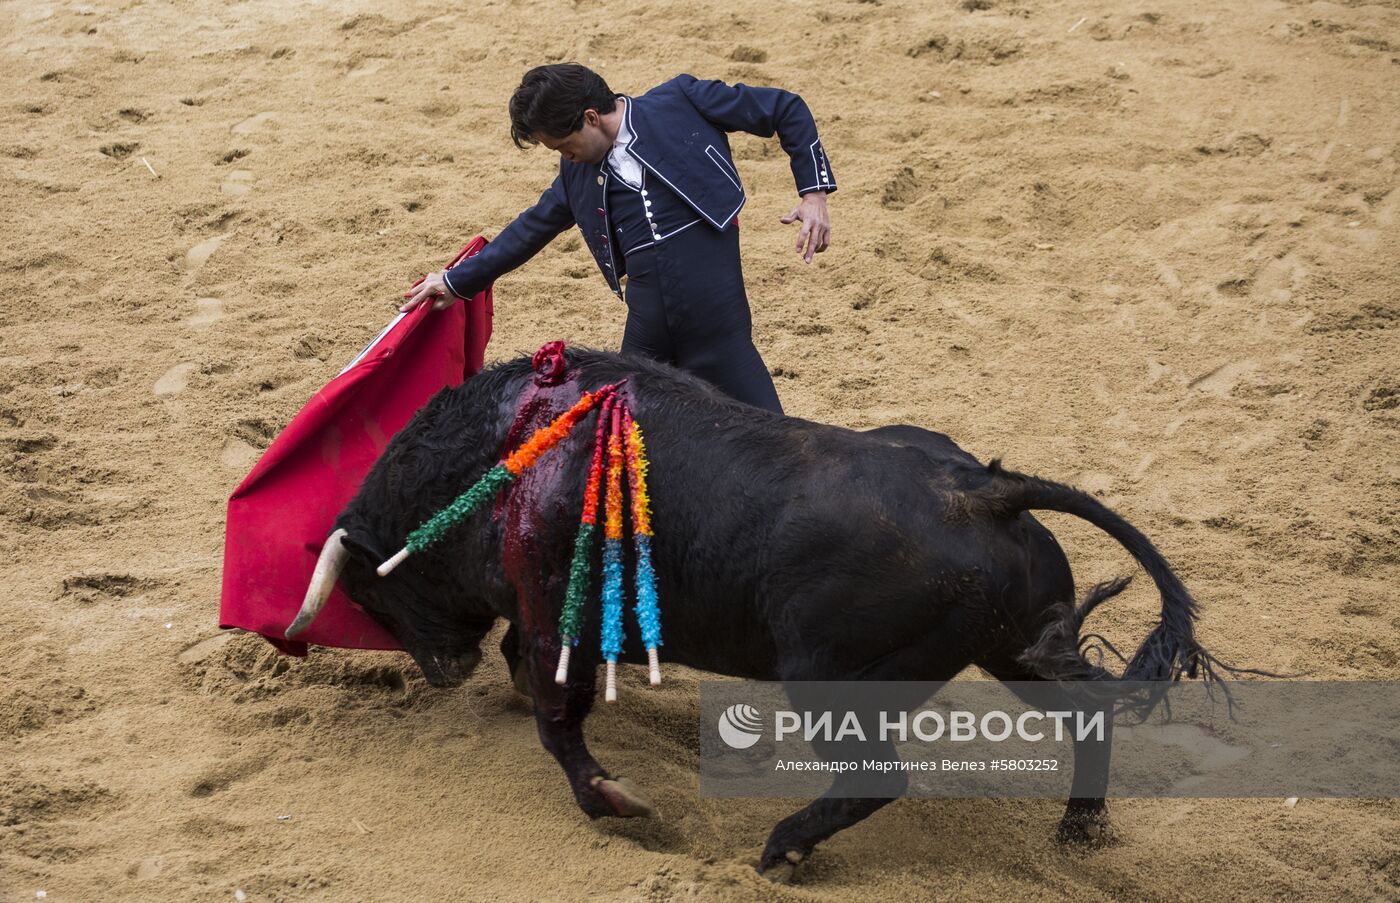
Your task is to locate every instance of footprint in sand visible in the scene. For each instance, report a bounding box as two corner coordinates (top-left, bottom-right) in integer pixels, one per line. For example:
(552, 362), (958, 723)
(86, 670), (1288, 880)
(184, 235), (226, 275)
(231, 111), (276, 135)
(1156, 262), (1182, 295)
(1071, 470), (1115, 498)
(1249, 253), (1306, 303)
(220, 169), (254, 197)
(178, 632), (232, 665)
(1188, 359), (1257, 396)
(221, 438), (261, 469)
(185, 298), (223, 328)
(188, 757), (268, 798)
(131, 856), (166, 880)
(154, 363), (197, 395)
(346, 57), (386, 81)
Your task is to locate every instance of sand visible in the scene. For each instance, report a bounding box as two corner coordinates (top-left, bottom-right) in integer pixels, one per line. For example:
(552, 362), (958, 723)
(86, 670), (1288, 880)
(2, 0), (1398, 900)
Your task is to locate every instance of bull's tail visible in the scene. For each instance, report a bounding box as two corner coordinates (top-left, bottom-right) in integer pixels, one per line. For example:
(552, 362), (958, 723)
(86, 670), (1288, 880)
(976, 460), (1251, 691)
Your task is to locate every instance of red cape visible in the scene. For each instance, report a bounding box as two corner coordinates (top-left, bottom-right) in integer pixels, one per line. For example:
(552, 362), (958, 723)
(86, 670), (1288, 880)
(219, 239), (493, 655)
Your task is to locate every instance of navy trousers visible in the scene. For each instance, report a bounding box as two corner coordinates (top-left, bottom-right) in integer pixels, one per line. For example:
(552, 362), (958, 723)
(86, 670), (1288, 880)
(620, 224), (783, 414)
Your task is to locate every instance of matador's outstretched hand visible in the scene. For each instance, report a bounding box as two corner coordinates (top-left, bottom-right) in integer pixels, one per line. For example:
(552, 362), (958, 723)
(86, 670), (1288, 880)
(780, 191), (831, 264)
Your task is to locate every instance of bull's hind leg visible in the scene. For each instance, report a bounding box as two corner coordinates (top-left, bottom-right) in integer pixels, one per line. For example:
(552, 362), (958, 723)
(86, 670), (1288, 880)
(518, 627), (655, 819)
(980, 656), (1115, 845)
(759, 679), (939, 879)
(761, 786), (900, 880)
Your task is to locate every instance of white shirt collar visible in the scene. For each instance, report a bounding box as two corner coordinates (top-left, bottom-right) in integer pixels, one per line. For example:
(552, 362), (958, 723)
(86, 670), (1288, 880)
(607, 97), (643, 188)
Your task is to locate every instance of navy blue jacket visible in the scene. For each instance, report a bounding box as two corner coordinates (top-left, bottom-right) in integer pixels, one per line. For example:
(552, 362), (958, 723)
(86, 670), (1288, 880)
(443, 74), (836, 299)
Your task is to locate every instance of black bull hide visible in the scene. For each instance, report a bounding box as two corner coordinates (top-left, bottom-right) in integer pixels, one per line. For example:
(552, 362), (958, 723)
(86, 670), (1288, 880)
(300, 348), (1236, 874)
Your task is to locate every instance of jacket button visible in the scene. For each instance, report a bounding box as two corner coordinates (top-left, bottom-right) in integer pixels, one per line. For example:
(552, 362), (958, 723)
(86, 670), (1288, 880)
(597, 175), (605, 186)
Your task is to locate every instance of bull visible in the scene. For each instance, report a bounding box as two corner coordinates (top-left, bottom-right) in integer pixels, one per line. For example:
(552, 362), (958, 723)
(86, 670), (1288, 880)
(286, 347), (1241, 875)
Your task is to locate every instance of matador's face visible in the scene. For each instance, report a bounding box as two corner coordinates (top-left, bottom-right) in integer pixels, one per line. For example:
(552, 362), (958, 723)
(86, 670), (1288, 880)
(534, 107), (612, 167)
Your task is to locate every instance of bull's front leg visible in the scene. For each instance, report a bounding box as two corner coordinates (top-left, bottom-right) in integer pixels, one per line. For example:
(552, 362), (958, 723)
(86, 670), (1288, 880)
(519, 628), (656, 819)
(499, 622), (531, 698)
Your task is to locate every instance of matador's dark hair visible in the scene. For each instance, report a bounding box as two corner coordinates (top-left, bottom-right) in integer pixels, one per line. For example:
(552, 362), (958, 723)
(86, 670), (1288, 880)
(509, 63), (617, 149)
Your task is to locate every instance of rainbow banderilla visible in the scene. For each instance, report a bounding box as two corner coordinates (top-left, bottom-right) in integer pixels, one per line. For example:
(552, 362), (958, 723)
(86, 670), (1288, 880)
(555, 397), (664, 699)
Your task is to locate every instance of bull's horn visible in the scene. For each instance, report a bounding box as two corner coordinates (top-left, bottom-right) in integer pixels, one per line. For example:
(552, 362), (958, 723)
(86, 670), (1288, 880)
(285, 528), (349, 639)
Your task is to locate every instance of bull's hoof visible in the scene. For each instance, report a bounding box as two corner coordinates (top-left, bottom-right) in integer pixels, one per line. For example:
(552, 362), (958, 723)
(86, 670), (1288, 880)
(1056, 811), (1115, 846)
(590, 775), (656, 818)
(414, 647), (481, 688)
(758, 849), (803, 884)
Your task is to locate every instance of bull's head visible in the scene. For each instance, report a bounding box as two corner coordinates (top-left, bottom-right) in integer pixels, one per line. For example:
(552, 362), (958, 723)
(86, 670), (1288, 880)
(286, 528), (495, 688)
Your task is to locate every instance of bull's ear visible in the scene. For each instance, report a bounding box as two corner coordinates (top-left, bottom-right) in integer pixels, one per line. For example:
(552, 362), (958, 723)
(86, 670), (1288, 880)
(336, 529), (386, 566)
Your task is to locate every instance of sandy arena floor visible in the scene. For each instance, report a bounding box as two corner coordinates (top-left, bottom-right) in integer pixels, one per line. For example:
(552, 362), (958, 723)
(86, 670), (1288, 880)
(2, 0), (1397, 900)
